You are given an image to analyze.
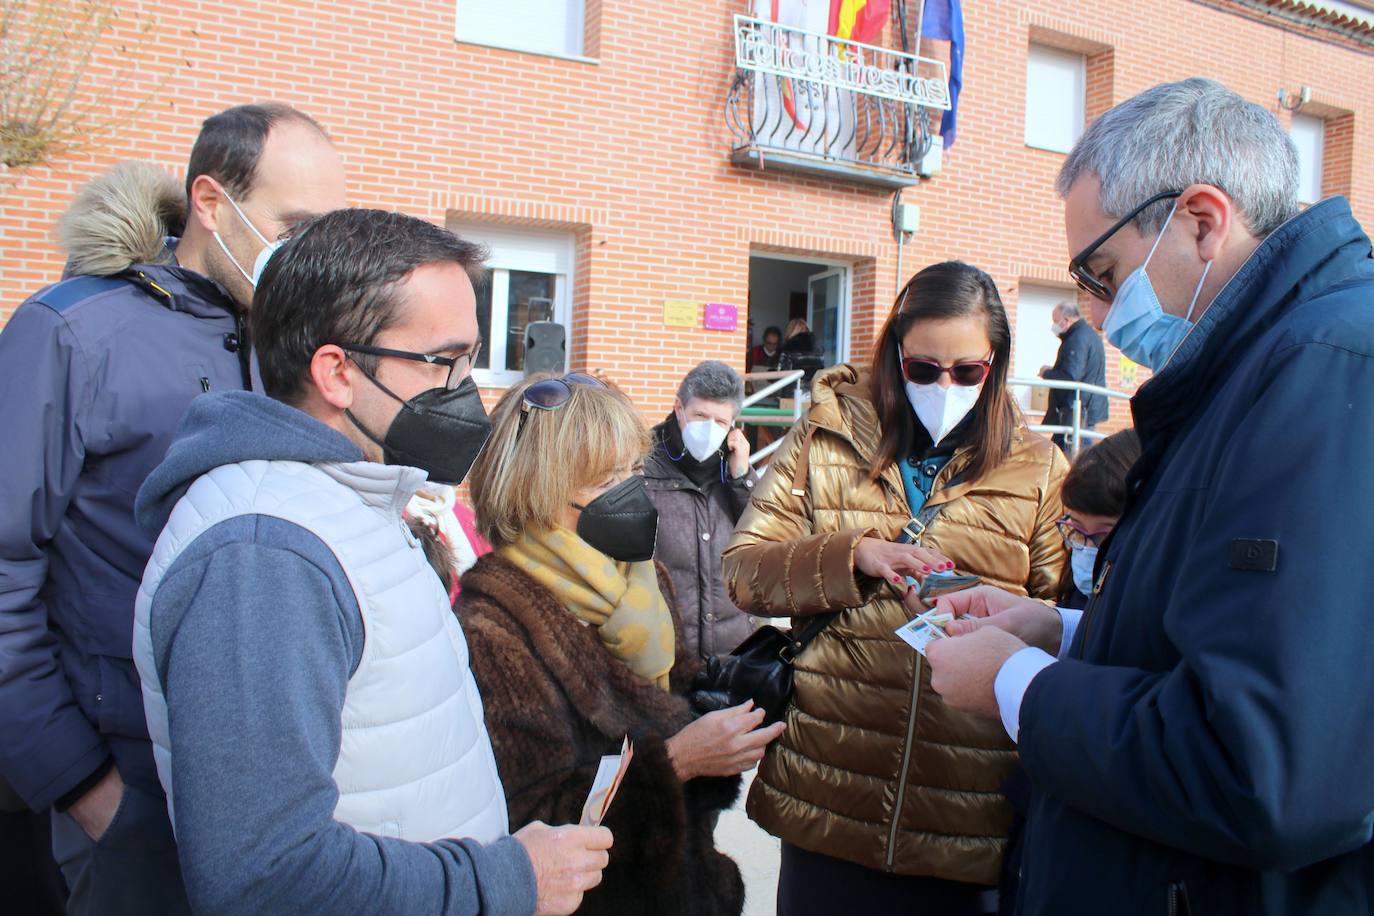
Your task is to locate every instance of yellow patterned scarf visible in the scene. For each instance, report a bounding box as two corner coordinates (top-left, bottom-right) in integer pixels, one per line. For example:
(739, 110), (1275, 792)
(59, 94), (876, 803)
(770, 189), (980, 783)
(501, 526), (675, 690)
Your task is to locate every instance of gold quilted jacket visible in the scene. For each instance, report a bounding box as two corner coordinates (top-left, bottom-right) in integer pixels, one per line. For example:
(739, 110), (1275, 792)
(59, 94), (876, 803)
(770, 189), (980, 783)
(722, 364), (1068, 885)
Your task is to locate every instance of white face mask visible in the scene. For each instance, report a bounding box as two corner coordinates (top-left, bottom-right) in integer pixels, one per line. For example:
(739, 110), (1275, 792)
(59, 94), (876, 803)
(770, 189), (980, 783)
(212, 188), (280, 289)
(898, 345), (985, 445)
(1070, 543), (1098, 595)
(681, 418), (729, 462)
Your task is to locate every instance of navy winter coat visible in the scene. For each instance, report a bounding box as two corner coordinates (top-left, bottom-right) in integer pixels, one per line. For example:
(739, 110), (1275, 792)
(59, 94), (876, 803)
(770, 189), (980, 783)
(1016, 198), (1374, 915)
(1041, 318), (1108, 428)
(0, 166), (255, 810)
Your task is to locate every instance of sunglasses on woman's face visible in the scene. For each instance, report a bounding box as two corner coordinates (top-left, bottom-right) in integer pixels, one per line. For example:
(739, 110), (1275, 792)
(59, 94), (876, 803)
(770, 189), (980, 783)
(900, 356), (993, 387)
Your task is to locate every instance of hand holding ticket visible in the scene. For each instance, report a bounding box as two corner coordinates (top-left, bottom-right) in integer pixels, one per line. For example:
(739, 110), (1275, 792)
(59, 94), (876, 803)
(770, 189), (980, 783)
(580, 737), (634, 826)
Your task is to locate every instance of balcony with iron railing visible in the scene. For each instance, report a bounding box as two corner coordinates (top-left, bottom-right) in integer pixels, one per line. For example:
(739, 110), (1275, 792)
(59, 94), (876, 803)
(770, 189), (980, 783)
(726, 12), (951, 188)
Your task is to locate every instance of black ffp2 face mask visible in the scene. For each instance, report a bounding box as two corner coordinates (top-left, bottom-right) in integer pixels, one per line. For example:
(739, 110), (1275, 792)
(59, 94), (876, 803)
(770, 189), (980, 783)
(572, 475), (659, 563)
(347, 373), (492, 486)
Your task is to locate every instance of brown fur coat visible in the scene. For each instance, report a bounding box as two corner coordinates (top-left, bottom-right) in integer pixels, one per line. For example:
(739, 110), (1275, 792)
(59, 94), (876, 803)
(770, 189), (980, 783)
(458, 554), (745, 916)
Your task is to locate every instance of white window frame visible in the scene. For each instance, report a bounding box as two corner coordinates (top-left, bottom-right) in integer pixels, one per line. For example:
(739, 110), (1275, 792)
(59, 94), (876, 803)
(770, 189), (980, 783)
(454, 0), (590, 62)
(1291, 112), (1325, 205)
(1025, 44), (1086, 154)
(450, 222), (575, 388)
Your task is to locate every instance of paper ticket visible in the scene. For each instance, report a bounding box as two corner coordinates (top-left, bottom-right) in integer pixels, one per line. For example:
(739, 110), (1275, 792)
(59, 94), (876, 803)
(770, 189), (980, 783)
(580, 736), (634, 826)
(895, 610), (953, 657)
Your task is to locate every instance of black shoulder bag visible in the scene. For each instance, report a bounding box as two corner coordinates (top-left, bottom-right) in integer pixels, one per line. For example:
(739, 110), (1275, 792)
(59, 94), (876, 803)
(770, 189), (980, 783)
(689, 431), (952, 725)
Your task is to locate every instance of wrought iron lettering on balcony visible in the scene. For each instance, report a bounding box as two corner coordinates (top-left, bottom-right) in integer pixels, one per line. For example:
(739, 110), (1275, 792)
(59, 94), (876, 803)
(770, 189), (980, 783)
(726, 14), (951, 187)
(733, 15), (951, 110)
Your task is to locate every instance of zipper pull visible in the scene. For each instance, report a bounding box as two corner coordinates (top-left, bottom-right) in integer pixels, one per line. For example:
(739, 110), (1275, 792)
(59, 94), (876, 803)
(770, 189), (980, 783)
(200, 377), (211, 393)
(1093, 559), (1112, 594)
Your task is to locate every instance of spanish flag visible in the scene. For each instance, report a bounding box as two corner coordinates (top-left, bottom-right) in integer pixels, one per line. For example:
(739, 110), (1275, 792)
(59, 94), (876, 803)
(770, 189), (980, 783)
(828, 0), (890, 45)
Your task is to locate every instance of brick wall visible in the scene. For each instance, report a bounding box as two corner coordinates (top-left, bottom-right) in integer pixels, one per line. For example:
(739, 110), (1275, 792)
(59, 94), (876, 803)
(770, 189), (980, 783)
(3, 0), (1372, 428)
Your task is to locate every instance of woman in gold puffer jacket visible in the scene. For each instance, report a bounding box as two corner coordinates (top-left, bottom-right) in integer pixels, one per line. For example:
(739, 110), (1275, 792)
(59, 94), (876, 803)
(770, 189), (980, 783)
(723, 261), (1068, 914)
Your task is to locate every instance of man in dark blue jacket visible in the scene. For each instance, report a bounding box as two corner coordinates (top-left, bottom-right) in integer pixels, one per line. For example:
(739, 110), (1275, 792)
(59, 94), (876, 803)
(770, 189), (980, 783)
(926, 78), (1374, 914)
(0, 104), (345, 914)
(1040, 300), (1108, 452)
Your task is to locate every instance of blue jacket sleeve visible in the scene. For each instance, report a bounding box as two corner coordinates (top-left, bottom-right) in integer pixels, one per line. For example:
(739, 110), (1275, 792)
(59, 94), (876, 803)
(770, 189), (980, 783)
(1019, 340), (1374, 872)
(151, 520), (535, 915)
(0, 303), (109, 808)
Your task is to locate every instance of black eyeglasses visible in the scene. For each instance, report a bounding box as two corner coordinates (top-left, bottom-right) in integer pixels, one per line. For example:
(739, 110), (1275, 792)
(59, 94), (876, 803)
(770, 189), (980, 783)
(340, 341), (482, 391)
(517, 373), (606, 437)
(1068, 190), (1181, 302)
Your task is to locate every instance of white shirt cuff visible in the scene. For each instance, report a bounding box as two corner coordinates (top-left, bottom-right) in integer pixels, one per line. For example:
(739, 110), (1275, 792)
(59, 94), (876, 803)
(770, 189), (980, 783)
(1057, 607), (1084, 658)
(993, 646), (1057, 743)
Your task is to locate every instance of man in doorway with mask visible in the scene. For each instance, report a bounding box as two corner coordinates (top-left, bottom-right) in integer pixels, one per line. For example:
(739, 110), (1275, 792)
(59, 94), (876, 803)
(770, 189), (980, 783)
(0, 102), (346, 914)
(644, 360), (760, 660)
(131, 208), (613, 915)
(924, 78), (1374, 914)
(1038, 300), (1107, 453)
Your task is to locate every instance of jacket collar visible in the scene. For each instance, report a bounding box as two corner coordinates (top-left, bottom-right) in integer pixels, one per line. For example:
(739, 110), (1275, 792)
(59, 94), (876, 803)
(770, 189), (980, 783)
(1132, 197), (1372, 449)
(460, 555), (696, 739)
(317, 461), (429, 516)
(808, 364), (1028, 509)
(138, 242), (240, 319)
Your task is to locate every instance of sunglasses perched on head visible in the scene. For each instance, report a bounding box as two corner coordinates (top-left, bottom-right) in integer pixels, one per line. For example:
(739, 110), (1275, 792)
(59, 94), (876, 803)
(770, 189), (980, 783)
(517, 373), (606, 437)
(900, 356), (993, 387)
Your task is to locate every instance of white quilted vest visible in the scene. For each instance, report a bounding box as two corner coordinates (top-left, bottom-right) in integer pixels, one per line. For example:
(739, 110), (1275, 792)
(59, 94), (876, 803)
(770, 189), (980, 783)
(133, 458), (509, 844)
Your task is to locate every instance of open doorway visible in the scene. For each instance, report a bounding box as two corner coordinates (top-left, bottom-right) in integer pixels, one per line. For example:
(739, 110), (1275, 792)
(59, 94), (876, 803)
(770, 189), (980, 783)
(746, 254), (851, 372)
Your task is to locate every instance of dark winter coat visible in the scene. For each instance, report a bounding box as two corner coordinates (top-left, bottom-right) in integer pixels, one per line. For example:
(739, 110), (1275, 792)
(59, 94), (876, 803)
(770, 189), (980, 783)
(459, 555), (746, 916)
(643, 418), (759, 660)
(0, 163), (256, 810)
(1016, 197), (1374, 915)
(1041, 318), (1108, 427)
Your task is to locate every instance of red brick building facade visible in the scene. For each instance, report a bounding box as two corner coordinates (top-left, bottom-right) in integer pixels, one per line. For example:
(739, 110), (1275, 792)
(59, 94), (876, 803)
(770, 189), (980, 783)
(3, 0), (1372, 428)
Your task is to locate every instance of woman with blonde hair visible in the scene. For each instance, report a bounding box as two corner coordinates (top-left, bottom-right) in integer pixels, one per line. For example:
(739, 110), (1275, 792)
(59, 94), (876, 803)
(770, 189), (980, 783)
(724, 261), (1068, 914)
(457, 373), (783, 916)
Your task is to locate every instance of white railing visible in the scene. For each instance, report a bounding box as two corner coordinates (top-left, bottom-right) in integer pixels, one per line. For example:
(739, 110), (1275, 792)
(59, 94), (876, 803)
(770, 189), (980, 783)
(1010, 376), (1132, 457)
(740, 369), (805, 465)
(737, 373), (1131, 465)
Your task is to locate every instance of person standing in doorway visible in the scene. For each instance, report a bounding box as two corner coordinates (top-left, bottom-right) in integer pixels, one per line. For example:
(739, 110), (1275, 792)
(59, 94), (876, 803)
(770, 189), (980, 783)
(747, 325), (783, 373)
(1039, 301), (1107, 453)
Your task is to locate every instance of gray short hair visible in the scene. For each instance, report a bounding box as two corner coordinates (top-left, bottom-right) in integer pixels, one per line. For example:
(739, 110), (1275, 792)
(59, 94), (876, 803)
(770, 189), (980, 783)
(1056, 300), (1080, 320)
(1057, 78), (1299, 237)
(677, 360), (744, 411)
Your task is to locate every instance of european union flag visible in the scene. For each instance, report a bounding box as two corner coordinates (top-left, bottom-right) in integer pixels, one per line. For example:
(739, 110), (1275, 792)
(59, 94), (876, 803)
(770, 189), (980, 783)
(921, 0), (964, 148)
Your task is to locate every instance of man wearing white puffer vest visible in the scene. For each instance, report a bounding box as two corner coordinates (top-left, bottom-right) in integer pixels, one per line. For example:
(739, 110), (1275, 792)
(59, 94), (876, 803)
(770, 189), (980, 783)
(131, 208), (611, 915)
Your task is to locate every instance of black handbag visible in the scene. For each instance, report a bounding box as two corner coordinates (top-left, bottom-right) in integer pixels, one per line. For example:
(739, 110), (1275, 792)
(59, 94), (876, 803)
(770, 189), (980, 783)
(689, 428), (953, 725)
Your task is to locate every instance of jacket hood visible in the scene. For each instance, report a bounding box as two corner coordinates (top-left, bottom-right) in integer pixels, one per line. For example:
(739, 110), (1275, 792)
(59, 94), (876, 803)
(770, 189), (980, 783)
(135, 391), (364, 535)
(58, 161), (186, 278)
(55, 161), (240, 319)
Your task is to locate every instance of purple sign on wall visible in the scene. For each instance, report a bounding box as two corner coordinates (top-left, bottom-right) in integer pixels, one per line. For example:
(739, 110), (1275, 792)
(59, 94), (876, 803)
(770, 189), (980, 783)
(703, 302), (738, 331)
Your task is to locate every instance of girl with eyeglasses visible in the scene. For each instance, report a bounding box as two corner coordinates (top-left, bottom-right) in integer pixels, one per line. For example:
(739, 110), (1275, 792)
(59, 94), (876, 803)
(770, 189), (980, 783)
(723, 260), (1069, 914)
(1055, 429), (1142, 609)
(456, 374), (782, 916)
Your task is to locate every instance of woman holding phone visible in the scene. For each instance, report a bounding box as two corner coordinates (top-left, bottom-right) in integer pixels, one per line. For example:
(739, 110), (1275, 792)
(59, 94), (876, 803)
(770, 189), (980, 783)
(723, 261), (1069, 914)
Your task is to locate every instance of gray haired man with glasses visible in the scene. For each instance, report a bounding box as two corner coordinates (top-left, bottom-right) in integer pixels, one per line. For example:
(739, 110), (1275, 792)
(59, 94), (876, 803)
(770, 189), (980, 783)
(925, 77), (1374, 915)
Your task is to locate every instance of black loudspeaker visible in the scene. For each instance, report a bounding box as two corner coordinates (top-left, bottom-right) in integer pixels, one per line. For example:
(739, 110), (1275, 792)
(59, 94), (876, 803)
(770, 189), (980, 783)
(524, 321), (567, 375)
